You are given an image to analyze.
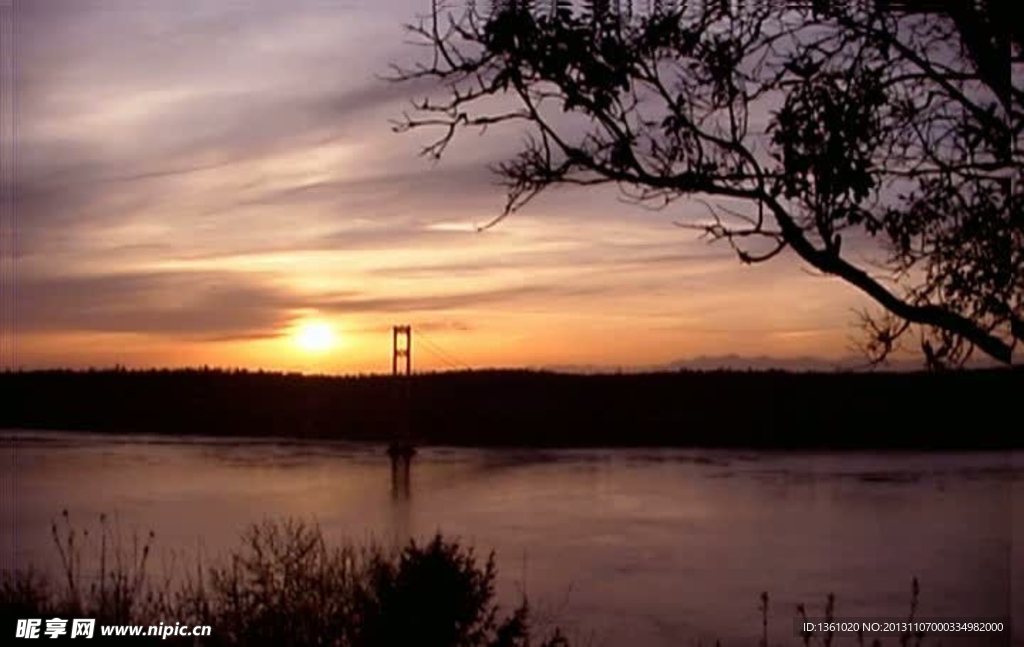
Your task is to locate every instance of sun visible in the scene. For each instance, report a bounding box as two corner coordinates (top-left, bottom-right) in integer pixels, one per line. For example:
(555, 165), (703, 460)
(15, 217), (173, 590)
(293, 320), (337, 353)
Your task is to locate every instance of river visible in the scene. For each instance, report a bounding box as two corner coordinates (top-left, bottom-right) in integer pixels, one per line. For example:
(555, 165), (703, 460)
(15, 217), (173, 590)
(2, 431), (1020, 646)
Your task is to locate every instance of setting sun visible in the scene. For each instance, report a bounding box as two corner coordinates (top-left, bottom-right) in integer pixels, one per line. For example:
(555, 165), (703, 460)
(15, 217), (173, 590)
(293, 320), (337, 353)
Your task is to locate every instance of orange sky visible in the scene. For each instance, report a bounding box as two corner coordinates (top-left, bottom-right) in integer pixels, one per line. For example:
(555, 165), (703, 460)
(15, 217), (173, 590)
(7, 0), (883, 374)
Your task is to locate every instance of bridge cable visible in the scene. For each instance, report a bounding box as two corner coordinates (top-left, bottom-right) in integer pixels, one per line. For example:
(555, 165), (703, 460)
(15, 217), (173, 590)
(415, 334), (467, 371)
(414, 330), (472, 371)
(416, 340), (462, 371)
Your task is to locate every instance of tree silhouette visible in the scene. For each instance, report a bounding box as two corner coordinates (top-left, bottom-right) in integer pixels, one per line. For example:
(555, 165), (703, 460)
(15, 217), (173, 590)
(392, 0), (1021, 367)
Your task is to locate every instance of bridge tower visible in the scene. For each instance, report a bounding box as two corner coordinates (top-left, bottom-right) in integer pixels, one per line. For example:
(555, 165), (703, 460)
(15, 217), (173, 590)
(392, 325), (411, 376)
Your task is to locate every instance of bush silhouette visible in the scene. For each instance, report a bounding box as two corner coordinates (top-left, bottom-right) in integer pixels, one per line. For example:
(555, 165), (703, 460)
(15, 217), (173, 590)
(355, 535), (545, 647)
(2, 515), (565, 647)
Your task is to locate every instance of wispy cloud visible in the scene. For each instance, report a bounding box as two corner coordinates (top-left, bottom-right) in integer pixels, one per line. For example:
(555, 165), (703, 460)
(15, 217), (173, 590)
(10, 0), (876, 371)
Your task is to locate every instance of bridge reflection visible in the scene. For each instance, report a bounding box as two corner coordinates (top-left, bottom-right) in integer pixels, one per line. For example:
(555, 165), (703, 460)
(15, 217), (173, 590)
(388, 441), (416, 500)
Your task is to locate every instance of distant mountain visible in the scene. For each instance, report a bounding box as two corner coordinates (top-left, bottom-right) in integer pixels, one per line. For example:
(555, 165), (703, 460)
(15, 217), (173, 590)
(660, 354), (862, 372)
(544, 353), (1005, 374)
(542, 356), (865, 374)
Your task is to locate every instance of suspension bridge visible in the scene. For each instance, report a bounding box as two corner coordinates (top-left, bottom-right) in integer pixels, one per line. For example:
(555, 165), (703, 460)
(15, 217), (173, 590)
(392, 324), (473, 374)
(386, 324), (470, 497)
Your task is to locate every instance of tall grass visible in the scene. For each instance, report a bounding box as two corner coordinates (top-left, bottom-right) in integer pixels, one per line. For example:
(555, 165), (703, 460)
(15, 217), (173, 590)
(2, 513), (940, 646)
(2, 513), (566, 647)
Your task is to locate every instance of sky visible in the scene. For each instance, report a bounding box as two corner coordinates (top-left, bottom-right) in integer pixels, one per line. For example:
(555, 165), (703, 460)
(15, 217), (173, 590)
(4, 0), (883, 374)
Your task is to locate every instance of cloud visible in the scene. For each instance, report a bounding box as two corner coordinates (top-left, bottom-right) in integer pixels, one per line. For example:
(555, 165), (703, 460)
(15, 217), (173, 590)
(12, 0), (475, 255)
(371, 244), (732, 279)
(14, 268), (606, 341)
(316, 283), (607, 316)
(15, 271), (303, 340)
(8, 0), (882, 369)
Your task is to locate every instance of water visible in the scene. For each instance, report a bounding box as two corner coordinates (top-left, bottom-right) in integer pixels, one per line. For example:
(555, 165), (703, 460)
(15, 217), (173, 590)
(2, 431), (1021, 646)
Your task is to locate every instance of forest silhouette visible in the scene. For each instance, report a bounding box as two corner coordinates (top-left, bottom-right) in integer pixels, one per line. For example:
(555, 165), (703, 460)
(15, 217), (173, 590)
(3, 367), (1019, 449)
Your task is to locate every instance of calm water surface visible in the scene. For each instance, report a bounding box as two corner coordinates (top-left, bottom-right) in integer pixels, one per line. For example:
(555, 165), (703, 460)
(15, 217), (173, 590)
(2, 431), (1021, 646)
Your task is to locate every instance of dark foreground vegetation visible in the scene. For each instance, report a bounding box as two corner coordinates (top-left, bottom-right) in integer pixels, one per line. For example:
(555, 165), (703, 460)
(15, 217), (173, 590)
(2, 513), (947, 646)
(2, 514), (566, 647)
(2, 367), (1020, 449)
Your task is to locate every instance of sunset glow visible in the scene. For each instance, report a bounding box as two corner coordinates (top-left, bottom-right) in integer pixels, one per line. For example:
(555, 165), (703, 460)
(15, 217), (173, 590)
(7, 0), (890, 374)
(293, 320), (338, 354)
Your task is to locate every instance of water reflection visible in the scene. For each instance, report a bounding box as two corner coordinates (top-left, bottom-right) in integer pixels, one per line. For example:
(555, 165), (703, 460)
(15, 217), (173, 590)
(2, 431), (1021, 647)
(388, 442), (415, 501)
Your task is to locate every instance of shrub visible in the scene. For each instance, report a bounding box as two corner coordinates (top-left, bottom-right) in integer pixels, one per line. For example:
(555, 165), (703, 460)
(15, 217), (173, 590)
(2, 514), (566, 647)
